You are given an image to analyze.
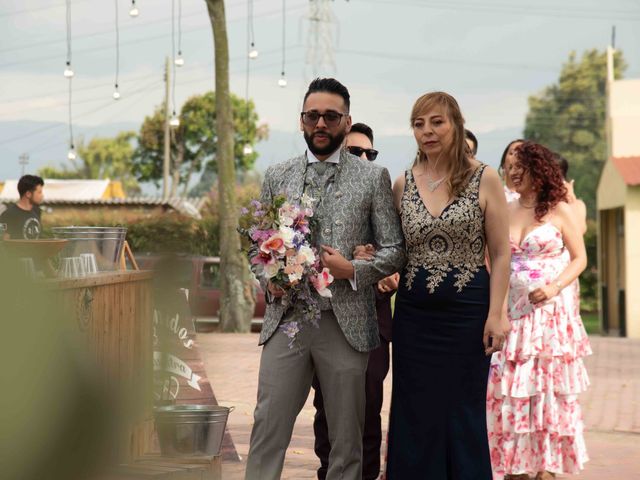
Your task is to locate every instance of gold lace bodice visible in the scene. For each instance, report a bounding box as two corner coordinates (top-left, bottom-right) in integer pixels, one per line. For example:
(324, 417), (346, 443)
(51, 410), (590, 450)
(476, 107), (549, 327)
(401, 164), (487, 293)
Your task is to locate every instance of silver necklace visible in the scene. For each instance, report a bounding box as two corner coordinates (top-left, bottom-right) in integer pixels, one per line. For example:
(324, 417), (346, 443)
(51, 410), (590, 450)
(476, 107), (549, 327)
(423, 152), (447, 192)
(426, 176), (447, 192)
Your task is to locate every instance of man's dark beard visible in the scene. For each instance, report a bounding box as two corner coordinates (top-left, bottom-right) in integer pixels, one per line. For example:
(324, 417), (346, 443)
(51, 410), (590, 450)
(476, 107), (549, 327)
(303, 130), (346, 157)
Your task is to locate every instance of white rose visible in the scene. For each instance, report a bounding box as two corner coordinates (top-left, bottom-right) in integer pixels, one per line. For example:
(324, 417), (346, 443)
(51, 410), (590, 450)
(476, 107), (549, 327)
(263, 262), (282, 279)
(297, 245), (316, 265)
(279, 225), (296, 248)
(288, 271), (303, 283)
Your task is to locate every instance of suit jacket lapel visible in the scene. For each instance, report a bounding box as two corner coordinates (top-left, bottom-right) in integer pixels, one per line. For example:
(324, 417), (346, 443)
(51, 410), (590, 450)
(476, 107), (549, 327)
(288, 154), (307, 202)
(333, 149), (352, 194)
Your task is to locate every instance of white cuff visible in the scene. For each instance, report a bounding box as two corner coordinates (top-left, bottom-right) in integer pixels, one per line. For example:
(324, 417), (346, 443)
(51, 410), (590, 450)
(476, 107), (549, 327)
(348, 270), (357, 291)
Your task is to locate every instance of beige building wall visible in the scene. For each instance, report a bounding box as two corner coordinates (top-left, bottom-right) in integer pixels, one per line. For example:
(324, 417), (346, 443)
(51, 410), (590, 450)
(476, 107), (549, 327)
(610, 79), (640, 157)
(625, 188), (640, 338)
(597, 161), (627, 210)
(600, 77), (640, 337)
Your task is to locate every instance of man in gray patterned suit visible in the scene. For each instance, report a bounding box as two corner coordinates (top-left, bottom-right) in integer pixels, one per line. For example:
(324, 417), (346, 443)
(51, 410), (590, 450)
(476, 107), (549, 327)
(244, 78), (405, 480)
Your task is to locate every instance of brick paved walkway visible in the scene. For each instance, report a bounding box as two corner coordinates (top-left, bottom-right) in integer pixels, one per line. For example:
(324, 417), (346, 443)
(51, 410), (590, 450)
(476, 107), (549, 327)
(199, 334), (640, 479)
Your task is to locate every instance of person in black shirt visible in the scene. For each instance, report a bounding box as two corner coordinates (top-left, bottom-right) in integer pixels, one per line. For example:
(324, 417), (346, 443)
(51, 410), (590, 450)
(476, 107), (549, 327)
(0, 175), (44, 240)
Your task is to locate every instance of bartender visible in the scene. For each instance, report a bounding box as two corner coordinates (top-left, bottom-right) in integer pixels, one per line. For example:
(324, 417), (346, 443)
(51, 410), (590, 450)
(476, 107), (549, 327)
(0, 175), (44, 240)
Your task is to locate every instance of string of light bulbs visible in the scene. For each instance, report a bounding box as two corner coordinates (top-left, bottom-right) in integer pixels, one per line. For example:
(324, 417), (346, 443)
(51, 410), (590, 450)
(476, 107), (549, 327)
(248, 0), (258, 60)
(113, 0), (121, 100)
(64, 0), (76, 160)
(243, 0), (254, 156)
(64, 0), (73, 78)
(175, 0), (184, 66)
(129, 0), (139, 18)
(169, 0), (180, 127)
(278, 0), (287, 87)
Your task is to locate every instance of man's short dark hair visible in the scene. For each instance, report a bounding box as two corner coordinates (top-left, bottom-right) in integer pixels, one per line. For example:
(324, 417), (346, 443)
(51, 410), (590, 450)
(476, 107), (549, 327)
(303, 78), (350, 112)
(17, 175), (44, 198)
(465, 129), (478, 155)
(553, 152), (569, 179)
(349, 122), (374, 144)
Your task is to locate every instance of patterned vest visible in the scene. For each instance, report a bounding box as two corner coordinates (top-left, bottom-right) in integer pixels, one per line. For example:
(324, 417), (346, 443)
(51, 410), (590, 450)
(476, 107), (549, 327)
(304, 161), (338, 310)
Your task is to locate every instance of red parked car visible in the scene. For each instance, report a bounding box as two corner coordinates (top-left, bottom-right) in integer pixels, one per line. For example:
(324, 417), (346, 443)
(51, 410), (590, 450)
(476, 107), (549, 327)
(135, 254), (266, 328)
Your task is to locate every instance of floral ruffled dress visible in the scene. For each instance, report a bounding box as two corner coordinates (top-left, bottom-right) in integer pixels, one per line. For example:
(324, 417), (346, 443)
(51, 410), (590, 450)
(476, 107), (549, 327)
(487, 223), (591, 477)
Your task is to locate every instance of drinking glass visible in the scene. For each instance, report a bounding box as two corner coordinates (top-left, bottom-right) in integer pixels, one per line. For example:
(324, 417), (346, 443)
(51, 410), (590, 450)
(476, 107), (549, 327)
(80, 253), (98, 275)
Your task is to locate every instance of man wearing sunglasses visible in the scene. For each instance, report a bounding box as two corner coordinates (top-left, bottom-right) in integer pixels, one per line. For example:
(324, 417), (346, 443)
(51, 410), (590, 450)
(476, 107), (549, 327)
(311, 121), (395, 480)
(345, 123), (379, 161)
(244, 79), (405, 480)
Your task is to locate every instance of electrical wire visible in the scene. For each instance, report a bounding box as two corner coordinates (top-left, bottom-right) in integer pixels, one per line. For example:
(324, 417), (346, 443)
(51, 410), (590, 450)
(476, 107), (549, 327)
(171, 0), (178, 117)
(177, 0), (183, 59)
(281, 0), (286, 78)
(0, 56), (304, 148)
(114, 0), (120, 96)
(358, 0), (640, 22)
(66, 0), (74, 151)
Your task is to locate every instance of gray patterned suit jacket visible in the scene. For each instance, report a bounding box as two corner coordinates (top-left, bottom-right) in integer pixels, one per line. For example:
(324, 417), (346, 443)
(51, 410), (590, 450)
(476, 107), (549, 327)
(252, 149), (406, 352)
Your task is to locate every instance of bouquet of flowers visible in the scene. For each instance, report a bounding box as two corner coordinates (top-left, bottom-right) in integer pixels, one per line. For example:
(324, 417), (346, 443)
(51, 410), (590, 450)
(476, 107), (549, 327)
(239, 194), (334, 348)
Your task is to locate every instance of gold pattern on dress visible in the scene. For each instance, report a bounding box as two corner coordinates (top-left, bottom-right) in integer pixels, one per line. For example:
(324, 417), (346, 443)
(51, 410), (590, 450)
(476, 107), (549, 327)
(401, 165), (487, 293)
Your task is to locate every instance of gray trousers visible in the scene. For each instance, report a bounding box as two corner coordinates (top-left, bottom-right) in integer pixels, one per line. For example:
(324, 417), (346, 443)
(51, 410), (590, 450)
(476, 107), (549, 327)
(245, 310), (369, 480)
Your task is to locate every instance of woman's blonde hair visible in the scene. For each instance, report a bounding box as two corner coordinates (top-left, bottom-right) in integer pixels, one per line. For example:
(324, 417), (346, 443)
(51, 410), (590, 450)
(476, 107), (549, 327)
(410, 91), (473, 197)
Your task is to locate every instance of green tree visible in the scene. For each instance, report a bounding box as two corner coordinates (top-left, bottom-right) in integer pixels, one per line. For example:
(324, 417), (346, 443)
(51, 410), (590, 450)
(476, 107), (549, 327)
(38, 131), (140, 194)
(132, 91), (267, 197)
(524, 48), (627, 218)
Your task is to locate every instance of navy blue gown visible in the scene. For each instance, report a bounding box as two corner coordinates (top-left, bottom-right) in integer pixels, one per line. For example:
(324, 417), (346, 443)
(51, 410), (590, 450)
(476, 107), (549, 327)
(386, 165), (492, 480)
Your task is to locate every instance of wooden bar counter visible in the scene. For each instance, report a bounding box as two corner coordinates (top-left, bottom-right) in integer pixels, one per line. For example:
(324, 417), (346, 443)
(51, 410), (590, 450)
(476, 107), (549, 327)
(43, 271), (223, 479)
(45, 271), (155, 460)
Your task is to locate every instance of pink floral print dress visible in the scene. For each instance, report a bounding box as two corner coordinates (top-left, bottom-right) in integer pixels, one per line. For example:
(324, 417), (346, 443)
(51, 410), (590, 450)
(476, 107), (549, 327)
(487, 222), (591, 478)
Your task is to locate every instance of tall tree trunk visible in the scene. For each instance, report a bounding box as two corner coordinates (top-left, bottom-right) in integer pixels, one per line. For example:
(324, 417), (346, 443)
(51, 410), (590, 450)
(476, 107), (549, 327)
(205, 0), (254, 332)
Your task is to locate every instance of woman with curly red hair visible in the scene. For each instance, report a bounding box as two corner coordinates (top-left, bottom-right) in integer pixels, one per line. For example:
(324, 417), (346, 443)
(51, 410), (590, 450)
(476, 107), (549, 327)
(486, 141), (591, 480)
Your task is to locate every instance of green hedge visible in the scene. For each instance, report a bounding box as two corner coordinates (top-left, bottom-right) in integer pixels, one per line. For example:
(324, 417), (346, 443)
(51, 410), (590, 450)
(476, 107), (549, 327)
(126, 216), (220, 256)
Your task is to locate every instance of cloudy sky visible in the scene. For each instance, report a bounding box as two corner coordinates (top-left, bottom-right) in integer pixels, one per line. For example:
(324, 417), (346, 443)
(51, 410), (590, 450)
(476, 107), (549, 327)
(1, 0), (639, 187)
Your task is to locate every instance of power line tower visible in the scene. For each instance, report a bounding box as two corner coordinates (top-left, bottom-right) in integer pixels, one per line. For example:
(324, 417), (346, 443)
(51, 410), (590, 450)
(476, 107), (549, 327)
(304, 0), (339, 80)
(18, 153), (30, 176)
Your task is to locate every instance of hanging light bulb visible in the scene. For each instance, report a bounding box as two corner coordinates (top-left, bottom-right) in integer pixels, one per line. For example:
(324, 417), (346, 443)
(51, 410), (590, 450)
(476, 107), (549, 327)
(249, 43), (259, 59)
(112, 84), (121, 100)
(169, 111), (180, 127)
(278, 72), (287, 88)
(243, 143), (254, 155)
(129, 0), (139, 17)
(67, 145), (77, 160)
(174, 51), (184, 67)
(64, 61), (74, 78)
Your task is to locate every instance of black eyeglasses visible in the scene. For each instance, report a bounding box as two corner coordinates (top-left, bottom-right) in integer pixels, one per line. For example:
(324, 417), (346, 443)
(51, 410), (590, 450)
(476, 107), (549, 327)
(346, 146), (379, 161)
(301, 111), (345, 127)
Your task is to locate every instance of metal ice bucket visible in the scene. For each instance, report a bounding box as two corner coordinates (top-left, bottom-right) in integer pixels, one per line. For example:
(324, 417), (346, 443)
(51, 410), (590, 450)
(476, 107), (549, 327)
(51, 226), (127, 271)
(154, 405), (233, 457)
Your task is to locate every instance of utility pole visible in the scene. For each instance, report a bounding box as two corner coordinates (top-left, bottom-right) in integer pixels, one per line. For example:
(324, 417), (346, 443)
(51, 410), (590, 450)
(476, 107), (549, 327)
(18, 153), (29, 176)
(163, 56), (171, 199)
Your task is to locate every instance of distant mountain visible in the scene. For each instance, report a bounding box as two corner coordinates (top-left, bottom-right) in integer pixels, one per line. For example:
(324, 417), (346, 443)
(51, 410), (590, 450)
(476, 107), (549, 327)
(0, 120), (139, 180)
(0, 121), (523, 195)
(254, 126), (524, 182)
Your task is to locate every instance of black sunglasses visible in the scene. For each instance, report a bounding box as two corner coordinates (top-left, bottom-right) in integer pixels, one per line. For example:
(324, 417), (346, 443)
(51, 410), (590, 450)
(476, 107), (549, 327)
(301, 110), (345, 127)
(346, 146), (379, 161)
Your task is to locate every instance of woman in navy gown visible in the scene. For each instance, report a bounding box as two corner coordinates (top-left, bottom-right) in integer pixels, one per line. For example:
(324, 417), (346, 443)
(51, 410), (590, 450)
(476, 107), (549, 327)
(385, 92), (511, 479)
